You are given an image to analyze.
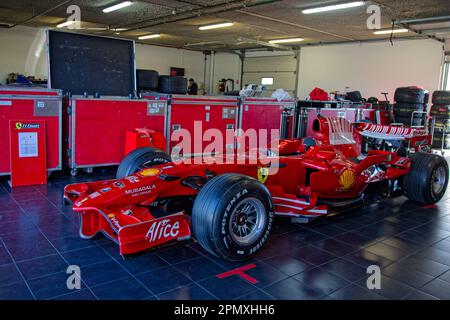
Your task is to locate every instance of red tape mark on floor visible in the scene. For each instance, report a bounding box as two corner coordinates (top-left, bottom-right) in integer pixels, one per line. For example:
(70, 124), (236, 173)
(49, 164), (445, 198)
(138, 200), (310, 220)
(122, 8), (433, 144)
(216, 263), (258, 284)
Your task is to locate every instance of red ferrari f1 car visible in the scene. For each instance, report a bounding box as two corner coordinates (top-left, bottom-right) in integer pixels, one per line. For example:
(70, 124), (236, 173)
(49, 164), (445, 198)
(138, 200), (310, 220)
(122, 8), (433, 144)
(64, 117), (449, 261)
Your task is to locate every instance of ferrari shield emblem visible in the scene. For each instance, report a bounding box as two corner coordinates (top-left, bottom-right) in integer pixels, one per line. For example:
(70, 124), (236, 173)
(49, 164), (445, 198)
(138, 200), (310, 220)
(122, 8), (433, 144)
(257, 167), (269, 184)
(339, 169), (356, 190)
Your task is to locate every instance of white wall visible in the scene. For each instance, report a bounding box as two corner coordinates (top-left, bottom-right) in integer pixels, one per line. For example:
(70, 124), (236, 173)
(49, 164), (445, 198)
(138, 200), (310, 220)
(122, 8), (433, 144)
(203, 52), (242, 94)
(0, 26), (240, 91)
(0, 26), (48, 84)
(135, 43), (205, 81)
(243, 54), (297, 96)
(298, 39), (444, 100)
(212, 52), (241, 87)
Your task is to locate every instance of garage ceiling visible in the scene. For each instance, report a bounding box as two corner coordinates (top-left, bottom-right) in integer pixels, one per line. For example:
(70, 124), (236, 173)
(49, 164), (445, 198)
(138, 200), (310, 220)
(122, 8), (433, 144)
(0, 0), (449, 51)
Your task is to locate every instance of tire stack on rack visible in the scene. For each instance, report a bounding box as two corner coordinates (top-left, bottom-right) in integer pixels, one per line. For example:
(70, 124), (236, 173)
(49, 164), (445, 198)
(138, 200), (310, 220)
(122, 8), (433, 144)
(158, 76), (187, 94)
(136, 69), (159, 92)
(430, 91), (450, 149)
(393, 87), (429, 126)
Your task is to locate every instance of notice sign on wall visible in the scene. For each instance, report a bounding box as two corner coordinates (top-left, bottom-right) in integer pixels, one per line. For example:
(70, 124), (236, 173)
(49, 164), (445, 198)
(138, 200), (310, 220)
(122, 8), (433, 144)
(10, 120), (47, 187)
(18, 132), (38, 158)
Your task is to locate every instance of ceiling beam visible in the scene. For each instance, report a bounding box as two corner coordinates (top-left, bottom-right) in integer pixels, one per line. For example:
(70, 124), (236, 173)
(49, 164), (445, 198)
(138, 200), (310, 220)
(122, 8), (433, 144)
(396, 16), (450, 25)
(420, 27), (450, 35)
(112, 0), (281, 31)
(394, 19), (447, 43)
(8, 0), (72, 28)
(236, 10), (356, 41)
(237, 36), (292, 50)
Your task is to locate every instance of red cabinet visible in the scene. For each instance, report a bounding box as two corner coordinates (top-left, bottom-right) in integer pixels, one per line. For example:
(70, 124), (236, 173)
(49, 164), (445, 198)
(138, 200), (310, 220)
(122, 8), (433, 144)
(65, 96), (167, 174)
(239, 97), (296, 146)
(0, 87), (62, 176)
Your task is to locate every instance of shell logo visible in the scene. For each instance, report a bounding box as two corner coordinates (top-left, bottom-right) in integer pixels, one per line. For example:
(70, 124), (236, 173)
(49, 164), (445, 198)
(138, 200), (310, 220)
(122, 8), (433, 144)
(139, 168), (161, 177)
(339, 169), (356, 190)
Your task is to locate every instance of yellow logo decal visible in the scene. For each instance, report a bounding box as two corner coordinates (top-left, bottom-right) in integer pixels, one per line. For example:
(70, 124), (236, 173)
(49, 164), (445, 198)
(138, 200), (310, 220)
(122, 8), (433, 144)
(257, 167), (269, 184)
(15, 122), (22, 130)
(108, 214), (115, 218)
(139, 168), (161, 177)
(339, 169), (356, 190)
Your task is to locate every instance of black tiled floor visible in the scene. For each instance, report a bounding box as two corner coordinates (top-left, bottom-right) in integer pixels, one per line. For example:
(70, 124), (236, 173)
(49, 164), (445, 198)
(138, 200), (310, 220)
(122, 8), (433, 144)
(135, 266), (193, 295)
(403, 290), (439, 300)
(328, 284), (386, 300)
(364, 242), (410, 261)
(1, 169), (450, 300)
(343, 250), (394, 269)
(90, 277), (153, 300)
(356, 275), (416, 299)
(382, 263), (435, 289)
(197, 274), (256, 300)
(293, 267), (350, 296)
(264, 277), (326, 300)
(157, 283), (217, 300)
(420, 278), (450, 299)
(320, 258), (368, 282)
(262, 254), (313, 276)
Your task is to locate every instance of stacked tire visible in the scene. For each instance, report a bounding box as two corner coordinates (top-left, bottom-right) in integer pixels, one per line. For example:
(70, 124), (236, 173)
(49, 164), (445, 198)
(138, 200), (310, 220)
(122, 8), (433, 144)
(136, 69), (159, 91)
(430, 91), (450, 149)
(158, 76), (187, 94)
(393, 87), (429, 126)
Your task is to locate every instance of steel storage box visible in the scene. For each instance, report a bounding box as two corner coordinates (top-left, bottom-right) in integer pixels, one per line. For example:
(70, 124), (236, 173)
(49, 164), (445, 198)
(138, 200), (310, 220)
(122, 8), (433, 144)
(143, 94), (239, 156)
(0, 86), (62, 176)
(64, 96), (167, 174)
(239, 97), (296, 141)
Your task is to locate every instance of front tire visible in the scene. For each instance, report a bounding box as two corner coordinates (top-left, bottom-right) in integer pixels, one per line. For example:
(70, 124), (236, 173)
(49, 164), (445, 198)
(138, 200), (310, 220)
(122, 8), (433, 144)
(403, 152), (449, 204)
(192, 174), (274, 261)
(116, 147), (171, 179)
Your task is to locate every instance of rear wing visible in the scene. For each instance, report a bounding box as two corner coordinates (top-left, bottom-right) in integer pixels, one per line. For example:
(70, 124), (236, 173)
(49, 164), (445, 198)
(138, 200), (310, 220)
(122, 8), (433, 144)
(354, 122), (431, 152)
(354, 123), (427, 141)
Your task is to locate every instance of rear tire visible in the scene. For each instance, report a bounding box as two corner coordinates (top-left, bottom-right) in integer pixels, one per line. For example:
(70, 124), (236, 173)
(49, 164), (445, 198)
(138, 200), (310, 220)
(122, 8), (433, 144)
(430, 105), (450, 120)
(432, 91), (450, 105)
(394, 87), (428, 104)
(136, 69), (159, 91)
(432, 131), (450, 149)
(158, 76), (187, 94)
(192, 174), (274, 261)
(393, 102), (425, 117)
(116, 147), (171, 179)
(403, 152), (449, 204)
(394, 115), (423, 126)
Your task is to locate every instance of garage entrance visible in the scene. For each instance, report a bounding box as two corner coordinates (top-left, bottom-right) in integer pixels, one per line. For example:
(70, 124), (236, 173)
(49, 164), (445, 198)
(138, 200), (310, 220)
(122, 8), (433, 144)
(242, 52), (299, 97)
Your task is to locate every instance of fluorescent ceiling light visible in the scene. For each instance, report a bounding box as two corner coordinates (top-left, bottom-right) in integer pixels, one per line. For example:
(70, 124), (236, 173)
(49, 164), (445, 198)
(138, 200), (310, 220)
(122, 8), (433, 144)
(103, 1), (133, 13)
(302, 1), (365, 14)
(138, 34), (161, 40)
(199, 22), (233, 30)
(57, 20), (75, 28)
(373, 28), (409, 35)
(269, 38), (304, 44)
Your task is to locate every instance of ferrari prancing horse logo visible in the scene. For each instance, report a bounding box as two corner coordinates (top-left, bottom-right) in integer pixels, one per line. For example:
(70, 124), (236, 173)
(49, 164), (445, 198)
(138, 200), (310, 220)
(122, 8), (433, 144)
(257, 167), (269, 184)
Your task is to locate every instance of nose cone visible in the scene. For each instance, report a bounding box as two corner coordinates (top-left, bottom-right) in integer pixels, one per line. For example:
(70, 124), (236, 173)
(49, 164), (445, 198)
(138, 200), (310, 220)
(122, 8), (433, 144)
(73, 174), (161, 210)
(73, 185), (118, 208)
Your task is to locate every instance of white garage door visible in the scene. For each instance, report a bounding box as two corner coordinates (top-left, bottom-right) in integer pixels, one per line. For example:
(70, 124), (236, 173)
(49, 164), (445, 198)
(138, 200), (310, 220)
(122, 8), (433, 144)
(242, 54), (298, 97)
